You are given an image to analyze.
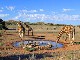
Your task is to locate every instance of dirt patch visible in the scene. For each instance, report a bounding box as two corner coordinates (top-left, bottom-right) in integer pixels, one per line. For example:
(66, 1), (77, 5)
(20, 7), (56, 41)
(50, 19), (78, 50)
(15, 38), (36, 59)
(0, 31), (80, 57)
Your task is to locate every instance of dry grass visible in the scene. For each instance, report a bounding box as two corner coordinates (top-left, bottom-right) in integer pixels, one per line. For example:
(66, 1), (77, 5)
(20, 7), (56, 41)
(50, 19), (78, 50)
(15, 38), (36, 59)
(0, 24), (80, 60)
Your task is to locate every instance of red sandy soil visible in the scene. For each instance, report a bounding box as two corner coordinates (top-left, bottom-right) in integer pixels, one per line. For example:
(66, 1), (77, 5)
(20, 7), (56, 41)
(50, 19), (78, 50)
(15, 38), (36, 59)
(0, 32), (80, 57)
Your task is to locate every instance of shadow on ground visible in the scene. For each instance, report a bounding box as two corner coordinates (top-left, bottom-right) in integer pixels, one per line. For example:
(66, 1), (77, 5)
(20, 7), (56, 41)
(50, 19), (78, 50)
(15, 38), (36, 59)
(29, 35), (45, 40)
(0, 53), (53, 60)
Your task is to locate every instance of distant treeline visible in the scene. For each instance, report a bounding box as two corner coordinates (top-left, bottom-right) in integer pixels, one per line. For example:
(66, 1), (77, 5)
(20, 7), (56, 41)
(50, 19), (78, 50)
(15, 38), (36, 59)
(1, 19), (79, 30)
(5, 20), (66, 26)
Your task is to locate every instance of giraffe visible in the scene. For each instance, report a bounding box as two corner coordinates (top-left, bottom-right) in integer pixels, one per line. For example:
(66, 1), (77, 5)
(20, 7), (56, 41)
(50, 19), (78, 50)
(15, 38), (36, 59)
(23, 23), (33, 36)
(17, 21), (25, 39)
(57, 25), (75, 44)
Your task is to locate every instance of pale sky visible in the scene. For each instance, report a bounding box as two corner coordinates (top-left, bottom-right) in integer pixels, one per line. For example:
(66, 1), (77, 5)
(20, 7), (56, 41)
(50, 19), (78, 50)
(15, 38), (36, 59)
(0, 0), (80, 25)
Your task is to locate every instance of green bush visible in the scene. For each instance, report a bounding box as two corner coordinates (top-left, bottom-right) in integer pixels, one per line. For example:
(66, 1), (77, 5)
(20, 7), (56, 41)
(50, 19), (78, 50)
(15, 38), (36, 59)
(74, 42), (80, 44)
(0, 42), (3, 46)
(25, 47), (36, 52)
(0, 24), (3, 30)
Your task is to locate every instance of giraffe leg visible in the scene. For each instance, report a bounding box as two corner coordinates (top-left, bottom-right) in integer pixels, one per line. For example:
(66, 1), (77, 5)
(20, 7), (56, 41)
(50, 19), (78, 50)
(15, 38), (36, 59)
(20, 34), (22, 38)
(21, 32), (24, 38)
(71, 31), (75, 45)
(19, 32), (24, 40)
(19, 31), (23, 39)
(32, 30), (33, 36)
(72, 31), (74, 41)
(19, 32), (21, 37)
(28, 30), (29, 36)
(68, 33), (71, 40)
(65, 33), (68, 41)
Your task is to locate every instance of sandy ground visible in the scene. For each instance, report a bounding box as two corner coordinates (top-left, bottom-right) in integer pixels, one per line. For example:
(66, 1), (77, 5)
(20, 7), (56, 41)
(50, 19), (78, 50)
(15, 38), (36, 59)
(0, 31), (80, 57)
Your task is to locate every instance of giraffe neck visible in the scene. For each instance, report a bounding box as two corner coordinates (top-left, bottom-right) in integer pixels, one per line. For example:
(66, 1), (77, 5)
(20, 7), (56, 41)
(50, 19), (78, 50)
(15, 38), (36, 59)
(57, 30), (64, 41)
(57, 25), (75, 42)
(24, 23), (30, 28)
(24, 23), (32, 30)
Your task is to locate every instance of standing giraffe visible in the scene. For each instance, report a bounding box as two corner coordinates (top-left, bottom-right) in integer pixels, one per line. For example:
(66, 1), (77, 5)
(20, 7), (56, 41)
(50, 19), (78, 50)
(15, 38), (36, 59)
(17, 21), (25, 39)
(24, 23), (33, 36)
(57, 25), (75, 44)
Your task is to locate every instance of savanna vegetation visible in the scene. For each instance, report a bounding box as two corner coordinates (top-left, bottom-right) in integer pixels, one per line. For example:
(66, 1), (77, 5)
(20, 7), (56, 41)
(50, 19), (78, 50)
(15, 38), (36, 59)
(0, 19), (80, 60)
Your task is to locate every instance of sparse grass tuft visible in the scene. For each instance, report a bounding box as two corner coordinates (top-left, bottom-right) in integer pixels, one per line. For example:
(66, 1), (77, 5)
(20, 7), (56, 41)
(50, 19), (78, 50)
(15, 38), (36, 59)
(0, 42), (4, 46)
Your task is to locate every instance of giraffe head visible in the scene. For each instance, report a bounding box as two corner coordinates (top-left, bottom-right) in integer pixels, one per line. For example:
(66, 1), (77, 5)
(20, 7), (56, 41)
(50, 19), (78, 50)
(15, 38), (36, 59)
(17, 21), (22, 26)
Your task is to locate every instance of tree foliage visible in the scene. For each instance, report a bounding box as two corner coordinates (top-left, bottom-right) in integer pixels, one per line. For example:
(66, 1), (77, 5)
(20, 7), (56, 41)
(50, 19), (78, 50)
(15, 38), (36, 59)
(0, 19), (8, 30)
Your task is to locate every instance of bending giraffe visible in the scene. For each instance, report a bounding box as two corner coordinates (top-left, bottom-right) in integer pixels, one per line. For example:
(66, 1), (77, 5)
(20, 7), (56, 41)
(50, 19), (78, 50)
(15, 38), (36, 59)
(17, 21), (25, 39)
(24, 23), (33, 36)
(57, 25), (75, 44)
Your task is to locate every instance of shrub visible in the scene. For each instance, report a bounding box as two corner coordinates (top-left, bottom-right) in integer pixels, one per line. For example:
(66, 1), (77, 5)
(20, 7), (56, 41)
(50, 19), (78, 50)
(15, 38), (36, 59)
(74, 42), (80, 44)
(0, 42), (3, 46)
(25, 47), (36, 52)
(0, 24), (3, 30)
